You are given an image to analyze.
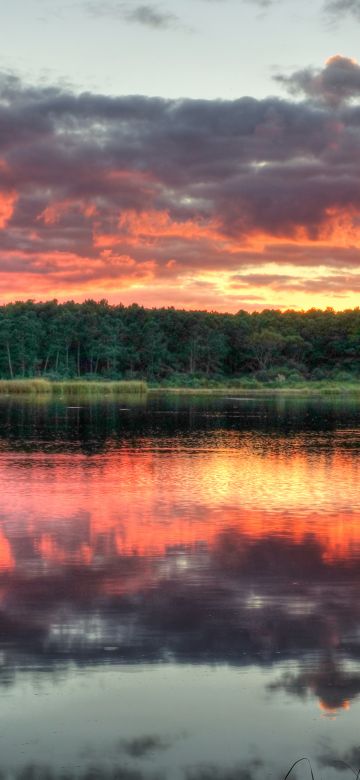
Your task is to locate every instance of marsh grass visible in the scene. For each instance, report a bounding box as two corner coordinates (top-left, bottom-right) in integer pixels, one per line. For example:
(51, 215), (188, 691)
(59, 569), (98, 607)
(0, 379), (53, 394)
(52, 380), (147, 396)
(0, 378), (358, 397)
(0, 379), (148, 395)
(150, 380), (360, 396)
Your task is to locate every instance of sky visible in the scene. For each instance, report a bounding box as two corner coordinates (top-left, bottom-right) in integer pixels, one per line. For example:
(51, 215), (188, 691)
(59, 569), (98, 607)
(0, 0), (360, 311)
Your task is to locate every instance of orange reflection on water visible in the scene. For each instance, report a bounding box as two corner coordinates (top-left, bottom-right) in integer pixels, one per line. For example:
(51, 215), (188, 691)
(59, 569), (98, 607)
(320, 700), (350, 717)
(0, 529), (14, 570)
(0, 436), (358, 570)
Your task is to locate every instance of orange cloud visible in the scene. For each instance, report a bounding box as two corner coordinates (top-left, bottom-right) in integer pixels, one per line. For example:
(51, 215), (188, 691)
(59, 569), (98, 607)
(2, 72), (360, 310)
(0, 191), (17, 229)
(38, 200), (98, 225)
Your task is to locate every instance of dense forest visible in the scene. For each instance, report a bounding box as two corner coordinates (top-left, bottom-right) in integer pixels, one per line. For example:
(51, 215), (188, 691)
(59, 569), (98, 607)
(0, 300), (359, 385)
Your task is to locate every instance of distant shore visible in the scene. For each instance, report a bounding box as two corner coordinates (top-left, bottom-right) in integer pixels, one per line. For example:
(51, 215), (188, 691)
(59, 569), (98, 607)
(0, 378), (358, 396)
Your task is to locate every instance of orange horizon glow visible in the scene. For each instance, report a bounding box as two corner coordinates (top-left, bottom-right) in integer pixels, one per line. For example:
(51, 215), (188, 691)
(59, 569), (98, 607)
(1, 201), (360, 311)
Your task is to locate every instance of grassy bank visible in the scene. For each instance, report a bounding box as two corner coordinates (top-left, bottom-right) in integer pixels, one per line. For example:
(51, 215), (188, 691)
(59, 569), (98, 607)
(0, 379), (148, 395)
(150, 380), (360, 395)
(0, 378), (358, 397)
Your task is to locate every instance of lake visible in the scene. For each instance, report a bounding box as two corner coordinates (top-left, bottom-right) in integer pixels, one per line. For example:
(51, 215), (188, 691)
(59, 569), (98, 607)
(0, 393), (359, 780)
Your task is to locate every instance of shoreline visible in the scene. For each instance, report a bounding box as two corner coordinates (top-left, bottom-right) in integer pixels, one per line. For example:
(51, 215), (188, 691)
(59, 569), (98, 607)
(0, 378), (358, 396)
(149, 385), (360, 396)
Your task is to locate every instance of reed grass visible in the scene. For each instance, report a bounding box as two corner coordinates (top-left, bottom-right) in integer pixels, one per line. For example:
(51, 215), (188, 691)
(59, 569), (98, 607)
(0, 379), (148, 395)
(0, 379), (53, 394)
(0, 378), (358, 397)
(52, 380), (147, 395)
(150, 380), (360, 396)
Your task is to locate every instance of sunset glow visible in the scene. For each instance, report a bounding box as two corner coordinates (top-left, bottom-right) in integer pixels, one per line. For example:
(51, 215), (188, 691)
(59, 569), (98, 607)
(0, 1), (360, 775)
(1, 58), (360, 311)
(0, 442), (358, 569)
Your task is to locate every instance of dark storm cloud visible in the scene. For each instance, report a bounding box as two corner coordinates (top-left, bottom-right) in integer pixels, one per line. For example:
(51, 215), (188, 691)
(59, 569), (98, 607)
(84, 1), (179, 28)
(324, 0), (360, 21)
(275, 55), (360, 105)
(1, 68), (360, 291)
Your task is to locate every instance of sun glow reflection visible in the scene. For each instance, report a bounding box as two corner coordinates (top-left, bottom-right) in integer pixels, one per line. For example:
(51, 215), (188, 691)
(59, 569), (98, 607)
(0, 438), (358, 569)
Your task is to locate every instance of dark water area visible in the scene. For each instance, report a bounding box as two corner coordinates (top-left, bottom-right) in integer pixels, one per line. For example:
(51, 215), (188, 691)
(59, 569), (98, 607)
(0, 393), (359, 780)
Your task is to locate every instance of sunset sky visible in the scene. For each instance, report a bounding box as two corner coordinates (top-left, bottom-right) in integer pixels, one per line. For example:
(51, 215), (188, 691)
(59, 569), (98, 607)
(1, 0), (360, 311)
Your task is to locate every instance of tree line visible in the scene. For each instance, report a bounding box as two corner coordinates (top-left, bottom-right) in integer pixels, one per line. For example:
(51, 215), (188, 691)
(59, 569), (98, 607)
(0, 300), (359, 384)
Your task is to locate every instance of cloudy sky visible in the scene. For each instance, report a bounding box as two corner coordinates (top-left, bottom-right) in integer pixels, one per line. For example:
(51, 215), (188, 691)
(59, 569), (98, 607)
(0, 0), (360, 310)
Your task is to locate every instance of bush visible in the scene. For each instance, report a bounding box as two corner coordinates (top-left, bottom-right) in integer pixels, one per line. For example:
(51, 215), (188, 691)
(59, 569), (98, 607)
(311, 368), (329, 381)
(332, 370), (356, 382)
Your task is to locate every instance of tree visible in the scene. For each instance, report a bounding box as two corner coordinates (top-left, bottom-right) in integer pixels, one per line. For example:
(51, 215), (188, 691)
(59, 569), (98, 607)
(0, 300), (357, 382)
(247, 328), (286, 371)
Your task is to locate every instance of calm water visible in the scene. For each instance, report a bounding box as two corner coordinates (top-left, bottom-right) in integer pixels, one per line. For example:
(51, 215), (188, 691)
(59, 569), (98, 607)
(0, 393), (359, 780)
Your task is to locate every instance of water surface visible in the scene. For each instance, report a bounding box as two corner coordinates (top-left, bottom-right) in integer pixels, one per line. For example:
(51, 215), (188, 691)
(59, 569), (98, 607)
(0, 394), (359, 780)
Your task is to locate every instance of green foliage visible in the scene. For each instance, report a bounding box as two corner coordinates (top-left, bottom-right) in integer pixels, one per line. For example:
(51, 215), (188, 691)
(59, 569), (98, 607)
(0, 300), (358, 385)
